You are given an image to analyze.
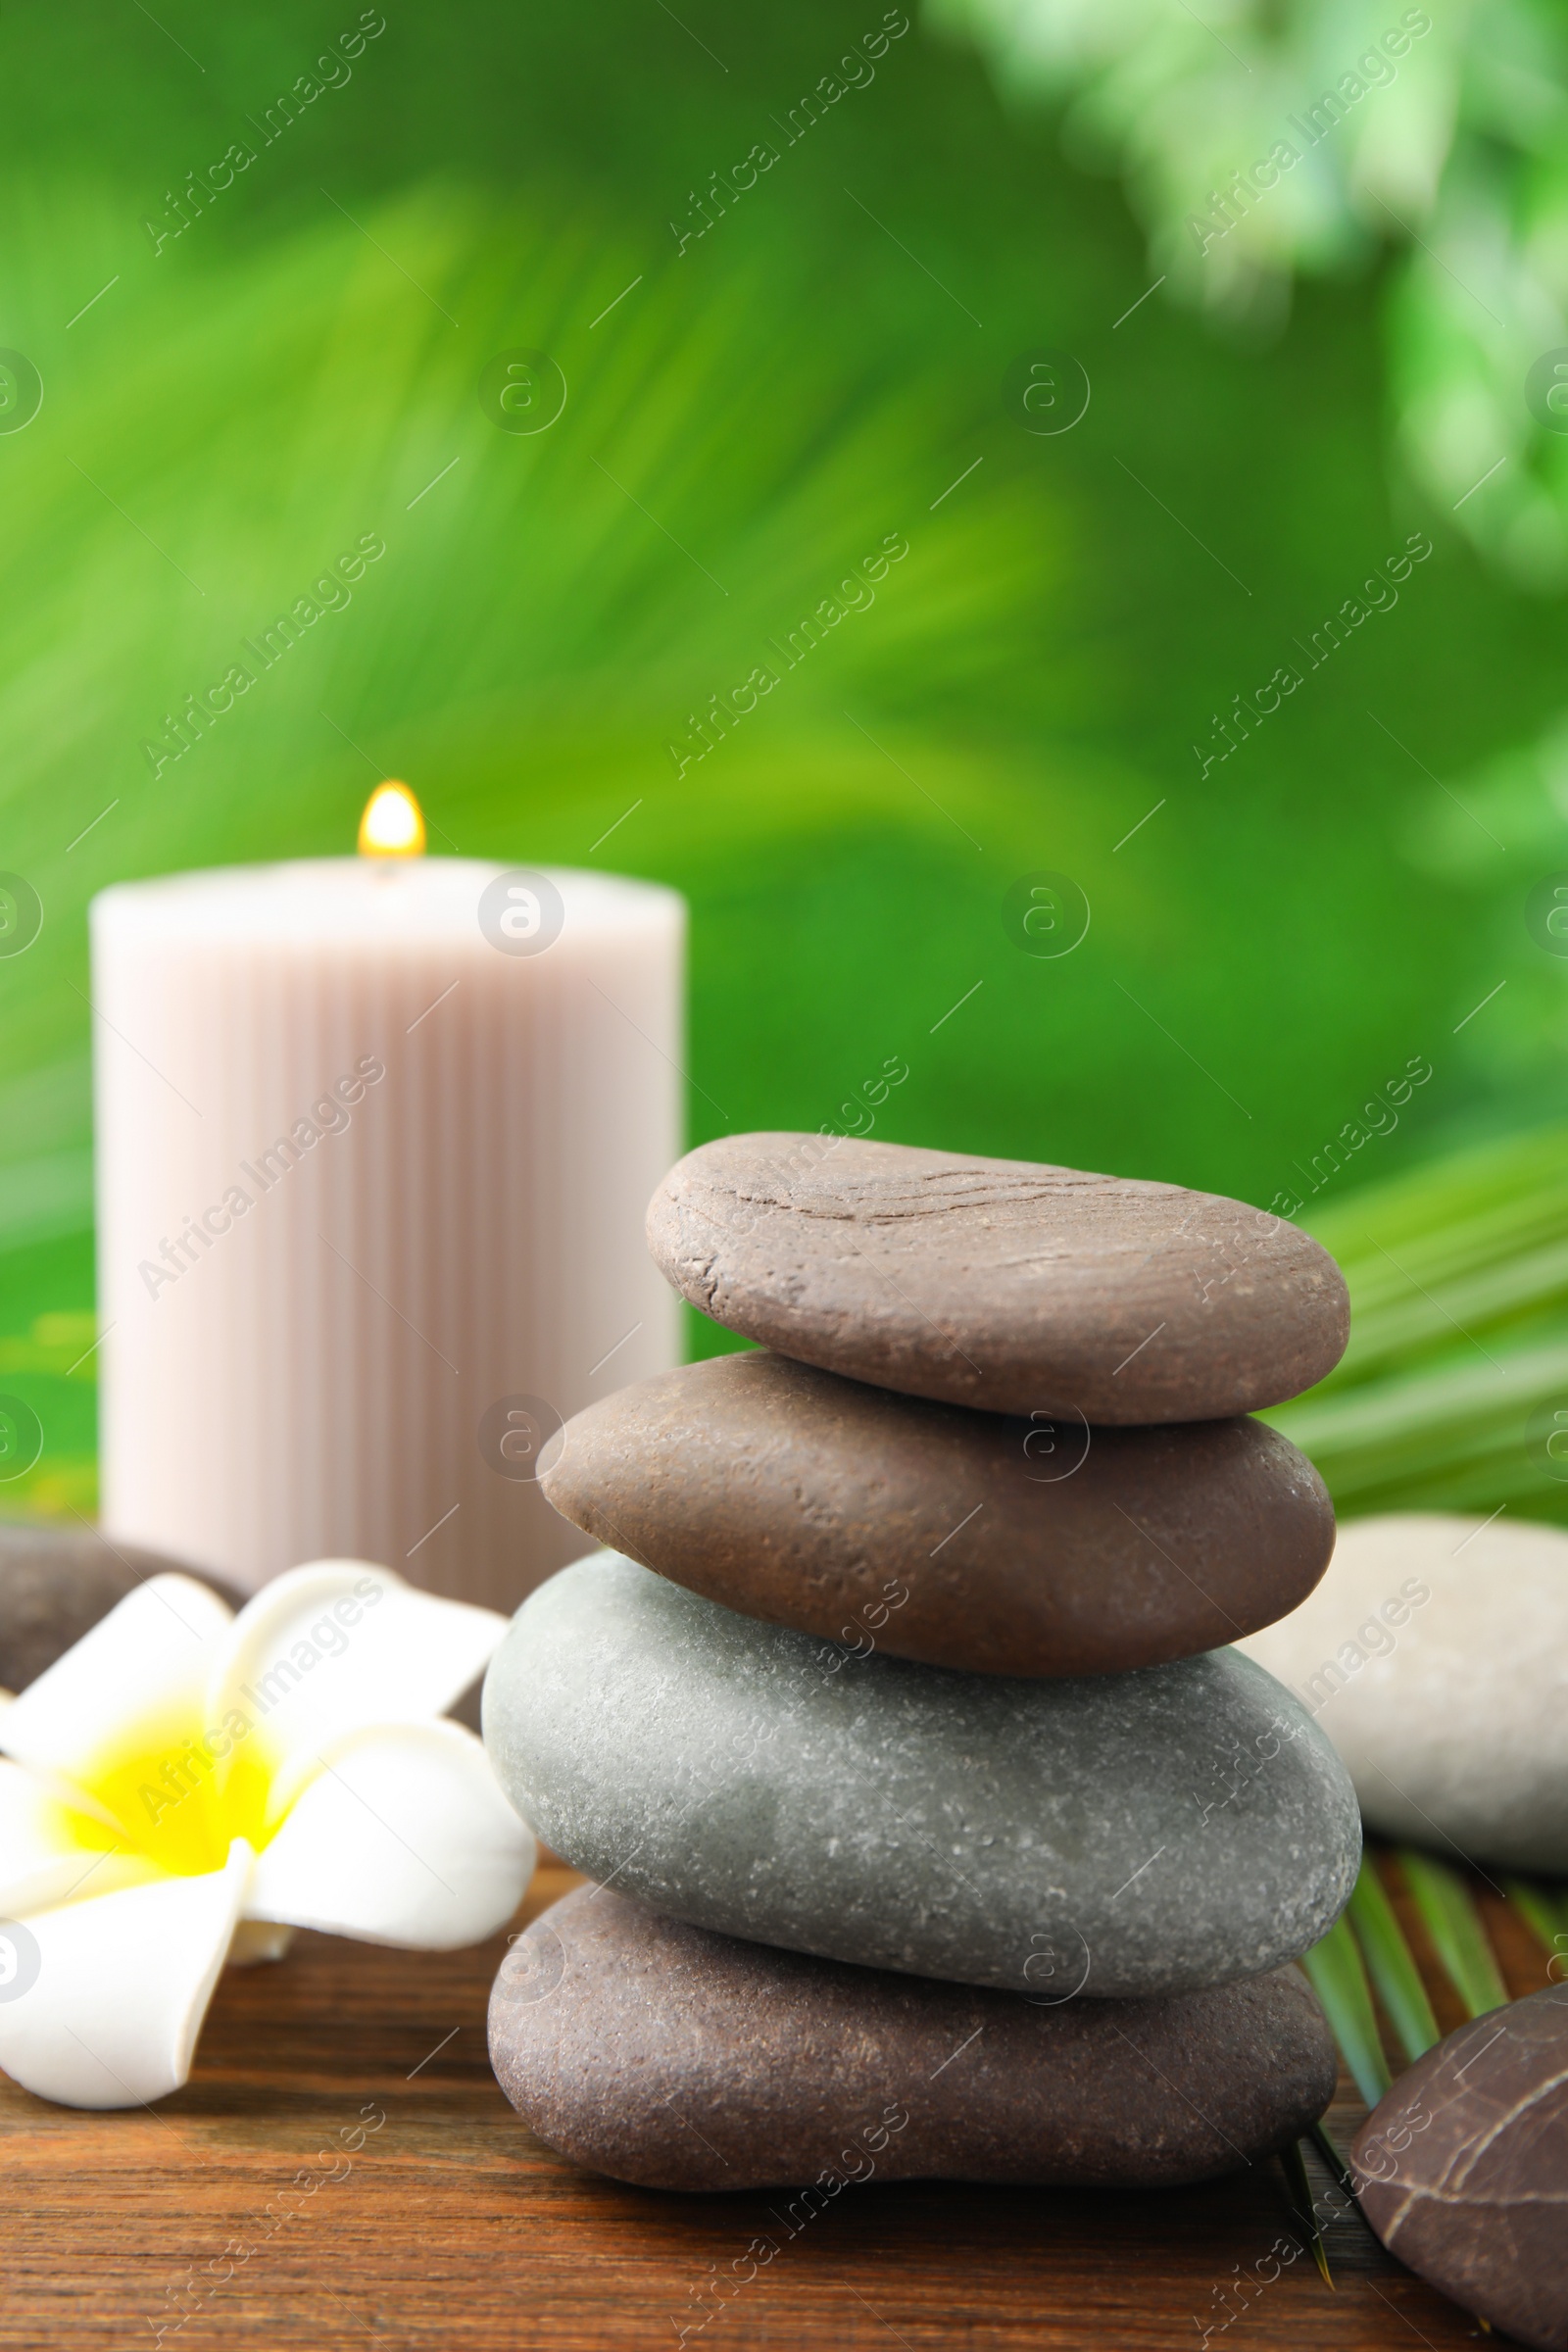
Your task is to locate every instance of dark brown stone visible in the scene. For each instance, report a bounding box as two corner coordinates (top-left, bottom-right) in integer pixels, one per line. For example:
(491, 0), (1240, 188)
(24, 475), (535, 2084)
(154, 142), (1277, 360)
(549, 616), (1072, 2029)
(0, 1522), (242, 1692)
(489, 1886), (1337, 2191)
(1353, 1985), (1568, 2352)
(538, 1353), (1334, 1674)
(647, 1135), (1348, 1423)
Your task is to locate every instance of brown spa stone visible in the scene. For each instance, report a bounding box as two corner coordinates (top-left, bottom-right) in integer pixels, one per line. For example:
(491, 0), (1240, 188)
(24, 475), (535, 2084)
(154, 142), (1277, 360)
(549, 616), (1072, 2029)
(537, 1353), (1335, 1675)
(0, 1522), (242, 1693)
(1353, 1985), (1568, 2352)
(646, 1134), (1348, 1423)
(488, 1886), (1338, 2192)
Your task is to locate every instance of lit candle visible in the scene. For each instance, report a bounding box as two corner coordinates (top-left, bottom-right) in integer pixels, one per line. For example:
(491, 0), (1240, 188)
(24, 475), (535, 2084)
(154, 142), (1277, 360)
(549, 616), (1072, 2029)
(89, 790), (684, 1608)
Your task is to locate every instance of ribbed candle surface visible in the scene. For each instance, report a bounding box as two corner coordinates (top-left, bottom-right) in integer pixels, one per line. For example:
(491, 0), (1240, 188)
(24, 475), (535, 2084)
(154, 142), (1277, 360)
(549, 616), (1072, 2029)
(90, 858), (684, 1607)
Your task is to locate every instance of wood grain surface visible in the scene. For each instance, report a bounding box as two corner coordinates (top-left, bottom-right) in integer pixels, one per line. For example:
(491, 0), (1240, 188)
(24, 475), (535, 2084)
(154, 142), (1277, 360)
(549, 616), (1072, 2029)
(0, 1858), (1545, 2352)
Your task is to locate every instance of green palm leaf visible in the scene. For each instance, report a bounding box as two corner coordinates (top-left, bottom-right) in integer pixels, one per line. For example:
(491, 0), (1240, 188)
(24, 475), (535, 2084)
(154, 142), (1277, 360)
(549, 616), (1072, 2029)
(1347, 1856), (1440, 2066)
(1299, 1914), (1392, 2107)
(1269, 1122), (1568, 1526)
(1396, 1850), (1509, 2019)
(1502, 1875), (1568, 1965)
(1276, 2135), (1333, 2289)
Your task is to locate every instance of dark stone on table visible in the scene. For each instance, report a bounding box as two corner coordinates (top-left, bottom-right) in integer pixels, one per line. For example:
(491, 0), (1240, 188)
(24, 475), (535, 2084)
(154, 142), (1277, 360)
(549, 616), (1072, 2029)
(489, 1885), (1338, 2191)
(538, 1352), (1335, 1675)
(645, 1134), (1349, 1424)
(1353, 1984), (1568, 2352)
(482, 1551), (1361, 1999)
(0, 1521), (243, 1692)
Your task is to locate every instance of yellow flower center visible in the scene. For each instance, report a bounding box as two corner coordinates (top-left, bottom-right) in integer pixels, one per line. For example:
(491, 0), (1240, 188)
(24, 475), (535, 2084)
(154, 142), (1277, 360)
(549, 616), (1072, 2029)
(55, 1709), (284, 1878)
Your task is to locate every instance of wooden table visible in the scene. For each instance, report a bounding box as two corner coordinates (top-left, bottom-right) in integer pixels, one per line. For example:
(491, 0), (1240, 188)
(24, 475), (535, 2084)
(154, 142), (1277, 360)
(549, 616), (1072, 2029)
(3, 1862), (1539, 2351)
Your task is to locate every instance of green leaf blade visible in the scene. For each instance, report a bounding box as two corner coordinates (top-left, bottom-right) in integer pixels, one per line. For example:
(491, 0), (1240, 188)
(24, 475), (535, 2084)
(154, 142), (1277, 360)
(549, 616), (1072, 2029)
(1396, 1849), (1509, 2018)
(1348, 1854), (1440, 2064)
(1300, 1914), (1393, 2106)
(1276, 2137), (1334, 2289)
(1502, 1875), (1568, 1965)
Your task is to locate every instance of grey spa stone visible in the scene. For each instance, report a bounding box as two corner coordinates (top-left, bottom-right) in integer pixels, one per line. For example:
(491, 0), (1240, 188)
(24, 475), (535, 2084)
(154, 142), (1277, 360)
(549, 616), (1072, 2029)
(1238, 1511), (1568, 1872)
(482, 1551), (1360, 2000)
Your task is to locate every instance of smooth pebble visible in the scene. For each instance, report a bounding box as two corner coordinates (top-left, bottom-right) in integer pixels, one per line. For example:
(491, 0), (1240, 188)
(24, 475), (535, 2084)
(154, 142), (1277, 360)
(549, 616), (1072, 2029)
(1236, 1512), (1568, 1871)
(646, 1133), (1349, 1423)
(490, 1885), (1339, 2191)
(482, 1551), (1361, 1999)
(1354, 1985), (1568, 2352)
(540, 1353), (1336, 1675)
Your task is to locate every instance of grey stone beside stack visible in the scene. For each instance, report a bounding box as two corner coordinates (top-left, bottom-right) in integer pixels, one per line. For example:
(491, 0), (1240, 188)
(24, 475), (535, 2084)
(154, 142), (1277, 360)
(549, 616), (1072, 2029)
(483, 1136), (1361, 2191)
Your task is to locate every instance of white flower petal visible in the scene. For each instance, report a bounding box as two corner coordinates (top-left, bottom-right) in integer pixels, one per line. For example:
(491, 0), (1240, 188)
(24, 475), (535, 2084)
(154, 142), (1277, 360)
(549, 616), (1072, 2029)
(0, 1841), (251, 2109)
(245, 1721), (533, 1950)
(0, 1761), (159, 1914)
(0, 1575), (233, 1784)
(206, 1562), (507, 1808)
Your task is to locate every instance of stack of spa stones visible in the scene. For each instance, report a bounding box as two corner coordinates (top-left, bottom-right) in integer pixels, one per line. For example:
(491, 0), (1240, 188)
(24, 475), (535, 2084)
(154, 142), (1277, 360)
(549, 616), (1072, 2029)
(481, 1135), (1361, 2192)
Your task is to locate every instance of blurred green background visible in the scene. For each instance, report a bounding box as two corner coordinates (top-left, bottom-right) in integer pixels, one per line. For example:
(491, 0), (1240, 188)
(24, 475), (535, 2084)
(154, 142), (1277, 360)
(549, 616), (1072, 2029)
(3, 0), (1567, 1525)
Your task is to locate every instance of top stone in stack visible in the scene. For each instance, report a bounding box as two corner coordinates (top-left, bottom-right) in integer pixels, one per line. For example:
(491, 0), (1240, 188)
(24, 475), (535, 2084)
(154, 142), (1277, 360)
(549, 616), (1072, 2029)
(646, 1133), (1348, 1422)
(540, 1134), (1349, 1678)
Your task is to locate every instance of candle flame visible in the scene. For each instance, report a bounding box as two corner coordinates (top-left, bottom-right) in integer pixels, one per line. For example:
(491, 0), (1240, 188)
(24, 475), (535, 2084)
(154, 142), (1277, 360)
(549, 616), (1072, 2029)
(358, 782), (425, 858)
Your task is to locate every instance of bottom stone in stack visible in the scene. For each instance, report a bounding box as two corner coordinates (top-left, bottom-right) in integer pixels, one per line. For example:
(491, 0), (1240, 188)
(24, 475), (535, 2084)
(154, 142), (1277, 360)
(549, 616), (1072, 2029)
(489, 1886), (1338, 2191)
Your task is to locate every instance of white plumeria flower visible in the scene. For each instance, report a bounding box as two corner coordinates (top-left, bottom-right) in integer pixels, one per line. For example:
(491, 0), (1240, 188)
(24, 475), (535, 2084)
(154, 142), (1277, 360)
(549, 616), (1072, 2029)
(0, 1560), (534, 2110)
